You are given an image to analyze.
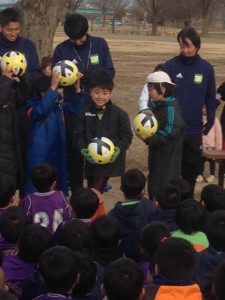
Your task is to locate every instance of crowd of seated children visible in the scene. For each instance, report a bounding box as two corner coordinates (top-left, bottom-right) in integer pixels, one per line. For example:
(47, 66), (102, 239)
(194, 210), (225, 300)
(20, 163), (71, 235)
(148, 184), (180, 231)
(91, 215), (124, 268)
(171, 198), (209, 251)
(108, 168), (155, 261)
(140, 221), (170, 286)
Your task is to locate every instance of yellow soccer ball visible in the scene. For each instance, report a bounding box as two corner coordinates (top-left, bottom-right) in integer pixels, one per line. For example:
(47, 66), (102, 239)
(53, 60), (78, 86)
(0, 51), (27, 76)
(133, 112), (158, 139)
(88, 137), (115, 165)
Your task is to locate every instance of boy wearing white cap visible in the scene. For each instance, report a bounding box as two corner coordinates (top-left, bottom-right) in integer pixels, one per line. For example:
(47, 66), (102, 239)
(143, 71), (185, 199)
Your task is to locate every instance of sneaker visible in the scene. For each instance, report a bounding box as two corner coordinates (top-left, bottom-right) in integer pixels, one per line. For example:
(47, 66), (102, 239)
(103, 183), (113, 192)
(196, 175), (204, 183)
(206, 175), (215, 183)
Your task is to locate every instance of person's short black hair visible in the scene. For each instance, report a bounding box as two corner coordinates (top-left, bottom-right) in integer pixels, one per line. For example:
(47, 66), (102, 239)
(41, 56), (52, 71)
(156, 237), (196, 280)
(200, 184), (225, 212)
(169, 178), (192, 201)
(121, 169), (146, 199)
(32, 75), (52, 96)
(70, 187), (99, 219)
(0, 206), (27, 243)
(39, 246), (80, 294)
(0, 8), (20, 27)
(155, 184), (180, 209)
(91, 215), (121, 250)
(217, 82), (225, 102)
(90, 69), (114, 91)
(175, 198), (206, 234)
(64, 13), (88, 40)
(140, 221), (170, 259)
(72, 252), (97, 297)
(213, 260), (225, 300)
(18, 224), (54, 263)
(147, 82), (174, 98)
(30, 163), (57, 192)
(0, 177), (16, 208)
(154, 63), (163, 72)
(103, 258), (144, 300)
(177, 26), (201, 50)
(58, 219), (93, 255)
(204, 210), (225, 252)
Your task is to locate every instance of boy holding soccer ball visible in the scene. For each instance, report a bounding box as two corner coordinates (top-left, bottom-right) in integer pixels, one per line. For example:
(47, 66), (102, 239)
(73, 70), (133, 193)
(25, 71), (83, 196)
(143, 71), (185, 198)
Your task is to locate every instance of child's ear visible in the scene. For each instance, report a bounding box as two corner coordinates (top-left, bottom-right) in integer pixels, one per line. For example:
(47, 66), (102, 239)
(160, 86), (166, 96)
(155, 264), (160, 276)
(101, 283), (106, 298)
(138, 287), (145, 300)
(200, 200), (205, 207)
(140, 187), (146, 197)
(50, 180), (57, 190)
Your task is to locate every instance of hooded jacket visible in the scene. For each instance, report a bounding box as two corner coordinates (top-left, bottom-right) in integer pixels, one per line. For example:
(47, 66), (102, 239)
(108, 197), (155, 261)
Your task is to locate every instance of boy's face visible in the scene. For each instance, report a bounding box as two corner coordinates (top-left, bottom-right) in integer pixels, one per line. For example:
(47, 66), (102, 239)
(90, 87), (112, 108)
(1, 21), (20, 41)
(148, 84), (165, 102)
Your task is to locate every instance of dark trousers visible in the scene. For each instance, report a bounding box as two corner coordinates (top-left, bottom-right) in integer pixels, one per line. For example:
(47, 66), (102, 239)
(181, 135), (202, 197)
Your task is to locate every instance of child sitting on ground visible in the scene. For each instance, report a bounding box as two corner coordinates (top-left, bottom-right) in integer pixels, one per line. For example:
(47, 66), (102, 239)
(108, 168), (155, 261)
(20, 163), (71, 235)
(0, 179), (18, 217)
(69, 187), (105, 225)
(140, 221), (170, 286)
(73, 70), (133, 193)
(34, 246), (80, 300)
(171, 198), (208, 251)
(148, 184), (180, 231)
(194, 210), (225, 300)
(103, 258), (145, 300)
(145, 237), (202, 300)
(91, 215), (124, 268)
(200, 184), (225, 213)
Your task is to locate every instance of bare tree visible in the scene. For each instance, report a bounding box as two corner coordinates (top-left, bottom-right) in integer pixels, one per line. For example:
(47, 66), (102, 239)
(137, 0), (164, 35)
(66, 0), (83, 14)
(199, 0), (215, 36)
(21, 0), (84, 59)
(93, 0), (112, 27)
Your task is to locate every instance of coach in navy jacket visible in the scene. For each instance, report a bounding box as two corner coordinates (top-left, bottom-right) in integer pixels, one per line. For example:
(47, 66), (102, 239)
(162, 26), (216, 196)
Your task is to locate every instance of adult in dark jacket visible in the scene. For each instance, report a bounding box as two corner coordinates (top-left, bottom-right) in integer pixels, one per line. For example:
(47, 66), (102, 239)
(0, 68), (29, 197)
(162, 26), (216, 196)
(0, 8), (41, 197)
(52, 13), (115, 193)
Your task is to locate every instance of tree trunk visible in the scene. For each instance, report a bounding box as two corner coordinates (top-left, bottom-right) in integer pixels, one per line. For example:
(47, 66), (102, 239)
(21, 0), (67, 60)
(201, 11), (209, 36)
(151, 14), (158, 35)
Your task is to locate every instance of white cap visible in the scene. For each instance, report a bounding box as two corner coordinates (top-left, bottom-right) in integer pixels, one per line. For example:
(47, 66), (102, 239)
(146, 71), (176, 87)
